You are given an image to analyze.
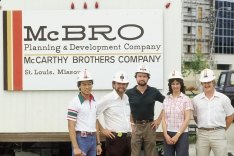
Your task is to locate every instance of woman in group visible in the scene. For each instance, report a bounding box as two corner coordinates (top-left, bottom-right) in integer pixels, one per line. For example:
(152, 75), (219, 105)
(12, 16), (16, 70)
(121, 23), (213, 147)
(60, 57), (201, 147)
(162, 70), (193, 156)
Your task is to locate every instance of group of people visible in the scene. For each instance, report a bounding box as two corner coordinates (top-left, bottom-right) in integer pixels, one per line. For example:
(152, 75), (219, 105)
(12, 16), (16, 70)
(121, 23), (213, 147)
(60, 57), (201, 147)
(67, 65), (234, 156)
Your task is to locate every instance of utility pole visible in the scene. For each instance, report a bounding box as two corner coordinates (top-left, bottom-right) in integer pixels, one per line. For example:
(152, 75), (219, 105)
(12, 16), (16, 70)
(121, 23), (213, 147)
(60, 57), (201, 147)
(209, 3), (215, 69)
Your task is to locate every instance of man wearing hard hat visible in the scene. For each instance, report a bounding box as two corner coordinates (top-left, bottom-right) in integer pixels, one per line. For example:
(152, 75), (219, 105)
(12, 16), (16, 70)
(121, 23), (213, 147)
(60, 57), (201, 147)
(192, 68), (234, 156)
(67, 69), (102, 156)
(126, 64), (165, 156)
(97, 71), (131, 156)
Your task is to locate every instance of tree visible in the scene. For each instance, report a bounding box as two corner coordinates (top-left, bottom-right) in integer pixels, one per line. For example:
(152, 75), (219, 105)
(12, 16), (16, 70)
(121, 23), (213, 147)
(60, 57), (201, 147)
(182, 52), (209, 91)
(182, 52), (209, 77)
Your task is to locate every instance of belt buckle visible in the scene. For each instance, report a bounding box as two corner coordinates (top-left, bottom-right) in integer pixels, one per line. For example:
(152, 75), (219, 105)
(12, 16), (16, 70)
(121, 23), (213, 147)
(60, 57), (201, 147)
(81, 131), (87, 137)
(142, 120), (147, 124)
(213, 127), (222, 130)
(117, 132), (123, 137)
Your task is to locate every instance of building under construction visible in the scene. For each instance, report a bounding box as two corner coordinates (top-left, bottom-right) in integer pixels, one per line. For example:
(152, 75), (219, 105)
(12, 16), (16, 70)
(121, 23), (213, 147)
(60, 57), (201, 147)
(183, 0), (234, 70)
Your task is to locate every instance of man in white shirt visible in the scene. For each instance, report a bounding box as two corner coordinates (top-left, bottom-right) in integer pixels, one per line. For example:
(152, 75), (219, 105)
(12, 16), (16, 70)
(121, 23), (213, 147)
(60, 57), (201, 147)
(67, 69), (102, 156)
(193, 68), (234, 156)
(97, 71), (131, 156)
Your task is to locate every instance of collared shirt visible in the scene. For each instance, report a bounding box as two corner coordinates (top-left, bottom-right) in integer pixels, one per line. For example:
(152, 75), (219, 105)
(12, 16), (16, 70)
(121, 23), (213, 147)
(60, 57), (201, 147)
(67, 93), (97, 132)
(97, 90), (131, 133)
(193, 91), (234, 128)
(126, 85), (165, 121)
(163, 93), (193, 132)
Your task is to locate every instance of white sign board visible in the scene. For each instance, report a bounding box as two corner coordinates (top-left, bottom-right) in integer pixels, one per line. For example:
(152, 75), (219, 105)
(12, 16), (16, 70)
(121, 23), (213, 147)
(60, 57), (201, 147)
(3, 10), (163, 90)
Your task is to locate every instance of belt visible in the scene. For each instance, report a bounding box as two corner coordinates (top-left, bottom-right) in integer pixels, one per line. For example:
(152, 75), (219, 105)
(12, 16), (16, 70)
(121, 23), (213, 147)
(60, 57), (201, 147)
(112, 132), (131, 137)
(135, 119), (153, 124)
(76, 131), (96, 136)
(199, 127), (224, 131)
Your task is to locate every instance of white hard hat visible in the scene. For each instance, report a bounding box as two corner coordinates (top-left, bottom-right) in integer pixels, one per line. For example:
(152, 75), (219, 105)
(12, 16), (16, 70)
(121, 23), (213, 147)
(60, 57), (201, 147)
(77, 69), (93, 82)
(113, 71), (129, 83)
(168, 70), (184, 80)
(136, 64), (150, 74)
(199, 68), (216, 82)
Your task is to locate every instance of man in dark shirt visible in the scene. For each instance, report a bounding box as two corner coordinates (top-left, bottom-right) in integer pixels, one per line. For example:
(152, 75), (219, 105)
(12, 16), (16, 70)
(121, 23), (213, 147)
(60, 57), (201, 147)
(126, 64), (165, 156)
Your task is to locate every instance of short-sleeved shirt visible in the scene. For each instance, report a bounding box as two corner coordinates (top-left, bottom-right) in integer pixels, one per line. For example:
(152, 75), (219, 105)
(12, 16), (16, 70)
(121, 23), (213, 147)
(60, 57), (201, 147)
(67, 93), (97, 132)
(193, 91), (234, 128)
(97, 90), (131, 132)
(163, 93), (193, 132)
(125, 85), (165, 121)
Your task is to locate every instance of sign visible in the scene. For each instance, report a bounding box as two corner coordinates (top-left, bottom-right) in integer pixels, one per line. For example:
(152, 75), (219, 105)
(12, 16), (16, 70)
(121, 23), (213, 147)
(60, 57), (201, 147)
(3, 10), (163, 90)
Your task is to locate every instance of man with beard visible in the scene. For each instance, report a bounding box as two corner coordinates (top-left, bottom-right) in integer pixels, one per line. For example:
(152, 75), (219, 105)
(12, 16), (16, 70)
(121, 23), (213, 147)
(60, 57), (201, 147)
(192, 68), (234, 156)
(97, 71), (131, 156)
(125, 64), (165, 156)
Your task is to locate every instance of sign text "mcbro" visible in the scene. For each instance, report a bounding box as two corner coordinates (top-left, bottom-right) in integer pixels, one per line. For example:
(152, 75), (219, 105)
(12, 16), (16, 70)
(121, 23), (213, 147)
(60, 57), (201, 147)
(24, 24), (144, 41)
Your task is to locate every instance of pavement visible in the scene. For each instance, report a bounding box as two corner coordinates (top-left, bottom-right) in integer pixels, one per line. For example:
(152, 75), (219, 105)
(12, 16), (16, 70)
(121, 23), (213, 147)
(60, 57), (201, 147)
(189, 123), (234, 156)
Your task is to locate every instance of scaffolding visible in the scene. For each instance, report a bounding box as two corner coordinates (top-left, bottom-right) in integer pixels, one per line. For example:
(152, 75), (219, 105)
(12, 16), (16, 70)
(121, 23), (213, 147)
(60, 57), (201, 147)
(182, 0), (213, 64)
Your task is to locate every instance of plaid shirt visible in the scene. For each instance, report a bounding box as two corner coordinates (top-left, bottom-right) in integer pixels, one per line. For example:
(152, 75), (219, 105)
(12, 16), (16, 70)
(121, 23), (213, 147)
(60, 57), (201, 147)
(163, 93), (193, 132)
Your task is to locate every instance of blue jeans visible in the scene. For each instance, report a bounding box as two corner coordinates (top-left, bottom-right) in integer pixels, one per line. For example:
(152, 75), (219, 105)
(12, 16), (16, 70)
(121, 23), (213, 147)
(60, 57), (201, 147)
(163, 131), (189, 156)
(72, 134), (96, 156)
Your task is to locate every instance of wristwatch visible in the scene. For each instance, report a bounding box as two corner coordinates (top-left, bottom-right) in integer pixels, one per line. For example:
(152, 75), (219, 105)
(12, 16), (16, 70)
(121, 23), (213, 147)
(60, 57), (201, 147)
(97, 142), (102, 146)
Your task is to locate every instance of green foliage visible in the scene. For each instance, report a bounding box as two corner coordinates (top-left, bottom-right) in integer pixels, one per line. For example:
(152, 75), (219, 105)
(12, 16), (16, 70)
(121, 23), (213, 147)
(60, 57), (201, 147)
(188, 135), (196, 143)
(182, 52), (209, 77)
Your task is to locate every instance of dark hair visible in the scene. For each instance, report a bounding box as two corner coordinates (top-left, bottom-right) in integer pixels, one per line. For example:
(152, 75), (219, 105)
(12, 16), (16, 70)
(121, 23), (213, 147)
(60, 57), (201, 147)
(167, 78), (185, 95)
(134, 72), (150, 79)
(77, 80), (93, 88)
